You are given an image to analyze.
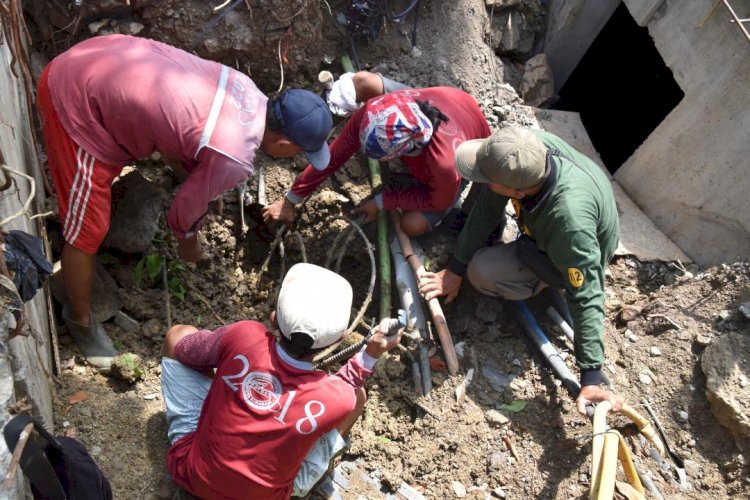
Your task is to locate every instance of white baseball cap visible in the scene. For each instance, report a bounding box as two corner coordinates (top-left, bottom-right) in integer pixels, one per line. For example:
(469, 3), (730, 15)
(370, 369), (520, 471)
(276, 263), (353, 349)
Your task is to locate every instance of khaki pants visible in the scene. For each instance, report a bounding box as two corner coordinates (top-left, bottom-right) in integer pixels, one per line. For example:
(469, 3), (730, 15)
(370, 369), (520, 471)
(467, 242), (548, 300)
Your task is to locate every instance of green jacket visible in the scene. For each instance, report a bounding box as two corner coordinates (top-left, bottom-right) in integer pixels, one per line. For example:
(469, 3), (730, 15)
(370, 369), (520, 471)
(452, 129), (619, 382)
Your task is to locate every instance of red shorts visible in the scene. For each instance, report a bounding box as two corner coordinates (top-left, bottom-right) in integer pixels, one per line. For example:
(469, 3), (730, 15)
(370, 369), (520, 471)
(37, 64), (123, 254)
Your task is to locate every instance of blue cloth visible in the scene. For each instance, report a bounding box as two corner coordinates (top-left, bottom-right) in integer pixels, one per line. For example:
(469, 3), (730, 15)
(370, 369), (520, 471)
(3, 230), (52, 302)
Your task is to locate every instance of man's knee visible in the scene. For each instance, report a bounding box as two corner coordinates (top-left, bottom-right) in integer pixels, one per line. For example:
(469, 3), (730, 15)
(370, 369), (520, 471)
(400, 212), (430, 236)
(466, 246), (539, 301)
(162, 325), (197, 358)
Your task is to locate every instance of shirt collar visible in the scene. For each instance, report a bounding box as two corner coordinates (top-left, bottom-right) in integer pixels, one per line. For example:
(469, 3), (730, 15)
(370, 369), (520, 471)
(521, 151), (559, 213)
(275, 343), (315, 371)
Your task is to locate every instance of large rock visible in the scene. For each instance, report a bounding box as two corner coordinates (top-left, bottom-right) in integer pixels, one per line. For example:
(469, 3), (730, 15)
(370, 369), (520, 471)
(104, 171), (168, 254)
(701, 332), (750, 447)
(519, 53), (555, 107)
(51, 261), (122, 323)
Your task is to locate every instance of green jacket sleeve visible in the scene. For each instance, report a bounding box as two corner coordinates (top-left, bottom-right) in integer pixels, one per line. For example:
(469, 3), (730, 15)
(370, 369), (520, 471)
(547, 229), (606, 375)
(449, 186), (509, 275)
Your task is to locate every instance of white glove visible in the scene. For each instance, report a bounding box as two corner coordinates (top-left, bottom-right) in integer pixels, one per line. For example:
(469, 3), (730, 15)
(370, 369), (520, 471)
(327, 72), (360, 117)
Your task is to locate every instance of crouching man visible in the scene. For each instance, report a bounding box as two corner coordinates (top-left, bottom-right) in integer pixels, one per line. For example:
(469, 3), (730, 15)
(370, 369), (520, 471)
(160, 263), (403, 498)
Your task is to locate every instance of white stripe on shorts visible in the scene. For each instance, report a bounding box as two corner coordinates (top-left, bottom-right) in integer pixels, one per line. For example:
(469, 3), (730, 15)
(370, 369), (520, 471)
(65, 148), (95, 244)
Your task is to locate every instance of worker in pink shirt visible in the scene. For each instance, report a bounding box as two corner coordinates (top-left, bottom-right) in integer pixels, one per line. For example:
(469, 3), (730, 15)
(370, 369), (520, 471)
(37, 35), (333, 371)
(263, 71), (491, 236)
(161, 263), (404, 499)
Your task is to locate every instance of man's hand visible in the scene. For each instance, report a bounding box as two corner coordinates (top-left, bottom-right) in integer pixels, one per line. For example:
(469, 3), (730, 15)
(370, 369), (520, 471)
(351, 199), (379, 224)
(177, 234), (210, 263)
(576, 385), (624, 416)
(263, 197), (296, 227)
(365, 318), (404, 359)
(419, 269), (463, 303)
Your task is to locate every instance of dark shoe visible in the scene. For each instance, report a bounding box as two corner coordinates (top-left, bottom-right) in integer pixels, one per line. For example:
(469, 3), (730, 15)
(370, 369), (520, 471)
(62, 309), (118, 371)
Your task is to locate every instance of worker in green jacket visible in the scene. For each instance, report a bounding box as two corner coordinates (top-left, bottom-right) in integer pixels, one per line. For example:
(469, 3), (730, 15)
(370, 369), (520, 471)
(419, 126), (622, 414)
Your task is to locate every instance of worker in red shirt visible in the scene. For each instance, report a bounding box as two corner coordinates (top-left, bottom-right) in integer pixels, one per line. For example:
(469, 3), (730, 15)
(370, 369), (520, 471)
(161, 263), (404, 499)
(263, 71), (491, 236)
(36, 35), (333, 371)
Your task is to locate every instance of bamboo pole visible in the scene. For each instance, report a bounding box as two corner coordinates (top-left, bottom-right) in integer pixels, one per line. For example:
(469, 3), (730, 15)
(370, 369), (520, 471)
(392, 214), (458, 375)
(341, 54), (391, 321)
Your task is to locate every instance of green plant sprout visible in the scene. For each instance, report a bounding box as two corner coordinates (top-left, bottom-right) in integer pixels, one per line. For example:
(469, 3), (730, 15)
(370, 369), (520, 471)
(135, 254), (187, 302)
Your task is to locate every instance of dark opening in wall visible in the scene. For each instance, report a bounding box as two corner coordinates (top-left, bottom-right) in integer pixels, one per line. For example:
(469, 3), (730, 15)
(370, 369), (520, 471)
(554, 3), (684, 174)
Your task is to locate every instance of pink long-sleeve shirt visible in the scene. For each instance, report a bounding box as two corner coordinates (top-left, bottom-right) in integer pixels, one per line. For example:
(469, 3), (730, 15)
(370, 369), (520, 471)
(289, 87), (491, 212)
(48, 35), (267, 238)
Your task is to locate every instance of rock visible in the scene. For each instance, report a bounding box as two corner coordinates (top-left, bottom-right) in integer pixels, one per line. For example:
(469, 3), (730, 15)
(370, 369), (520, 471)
(739, 302), (750, 320)
(675, 410), (689, 423)
(411, 46), (423, 58)
(51, 261), (122, 323)
(492, 486), (507, 498)
(617, 305), (642, 323)
(649, 346), (662, 357)
(624, 329), (639, 342)
(104, 172), (168, 253)
(695, 334), (713, 347)
(397, 482), (426, 500)
(90, 446), (102, 456)
(484, 410), (510, 426)
(701, 332), (750, 444)
(476, 298), (502, 323)
(451, 481), (467, 498)
(454, 341), (466, 359)
(486, 0), (521, 6)
(114, 311), (140, 333)
(481, 361), (514, 392)
(110, 353), (144, 384)
(488, 451), (506, 471)
(88, 19), (110, 34)
(719, 310), (731, 320)
(638, 373), (653, 385)
(519, 53), (555, 107)
(123, 21), (144, 35)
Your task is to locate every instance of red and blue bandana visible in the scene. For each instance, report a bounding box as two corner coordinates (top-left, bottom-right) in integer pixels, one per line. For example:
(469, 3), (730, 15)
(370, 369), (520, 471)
(359, 93), (434, 161)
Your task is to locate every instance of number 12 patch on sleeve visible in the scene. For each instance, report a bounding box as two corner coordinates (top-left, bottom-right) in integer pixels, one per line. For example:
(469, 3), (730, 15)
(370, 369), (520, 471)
(568, 268), (584, 288)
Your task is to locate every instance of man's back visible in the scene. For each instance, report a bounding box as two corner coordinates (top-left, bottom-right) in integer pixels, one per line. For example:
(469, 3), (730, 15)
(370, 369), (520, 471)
(166, 321), (359, 499)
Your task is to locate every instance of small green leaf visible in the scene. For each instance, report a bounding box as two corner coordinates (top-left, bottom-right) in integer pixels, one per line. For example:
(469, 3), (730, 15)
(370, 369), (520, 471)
(423, 256), (431, 271)
(134, 258), (145, 288)
(376, 435), (392, 444)
(120, 353), (142, 378)
(168, 276), (186, 302)
(145, 255), (164, 281)
(498, 401), (527, 413)
(113, 339), (126, 351)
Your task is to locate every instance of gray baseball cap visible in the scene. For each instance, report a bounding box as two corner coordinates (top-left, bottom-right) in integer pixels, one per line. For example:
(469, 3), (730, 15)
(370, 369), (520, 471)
(454, 127), (548, 189)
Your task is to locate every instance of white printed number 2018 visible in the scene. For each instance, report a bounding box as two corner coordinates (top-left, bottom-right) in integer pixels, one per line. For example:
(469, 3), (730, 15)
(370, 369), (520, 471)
(224, 356), (326, 435)
(274, 390), (325, 435)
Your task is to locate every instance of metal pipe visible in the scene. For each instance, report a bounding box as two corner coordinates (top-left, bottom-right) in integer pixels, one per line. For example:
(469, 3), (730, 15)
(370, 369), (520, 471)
(722, 0), (750, 44)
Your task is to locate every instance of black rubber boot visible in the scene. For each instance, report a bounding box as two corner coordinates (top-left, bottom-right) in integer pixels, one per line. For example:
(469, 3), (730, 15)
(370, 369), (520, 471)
(62, 308), (118, 371)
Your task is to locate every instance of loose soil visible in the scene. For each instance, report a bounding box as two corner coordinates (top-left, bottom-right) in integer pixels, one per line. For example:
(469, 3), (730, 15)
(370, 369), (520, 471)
(25, 0), (750, 498)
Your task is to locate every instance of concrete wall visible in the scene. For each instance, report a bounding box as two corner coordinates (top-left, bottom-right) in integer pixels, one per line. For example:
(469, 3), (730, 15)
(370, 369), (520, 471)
(544, 0), (750, 266)
(543, 0), (620, 92)
(0, 30), (56, 497)
(614, 0), (750, 265)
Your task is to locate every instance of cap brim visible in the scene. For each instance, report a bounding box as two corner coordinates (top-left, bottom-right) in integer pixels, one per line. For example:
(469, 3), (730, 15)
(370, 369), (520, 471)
(306, 144), (331, 171)
(454, 139), (491, 183)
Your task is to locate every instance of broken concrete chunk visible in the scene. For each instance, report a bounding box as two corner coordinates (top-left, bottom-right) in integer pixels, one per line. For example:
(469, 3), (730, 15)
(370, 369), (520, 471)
(114, 311), (140, 333)
(451, 481), (467, 498)
(88, 19), (110, 34)
(484, 409), (510, 426)
(397, 482), (426, 500)
(701, 332), (750, 446)
(519, 53), (555, 107)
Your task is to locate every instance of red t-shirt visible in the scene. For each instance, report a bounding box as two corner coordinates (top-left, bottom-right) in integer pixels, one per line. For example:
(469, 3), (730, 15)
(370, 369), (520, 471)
(290, 87), (491, 212)
(166, 321), (372, 499)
